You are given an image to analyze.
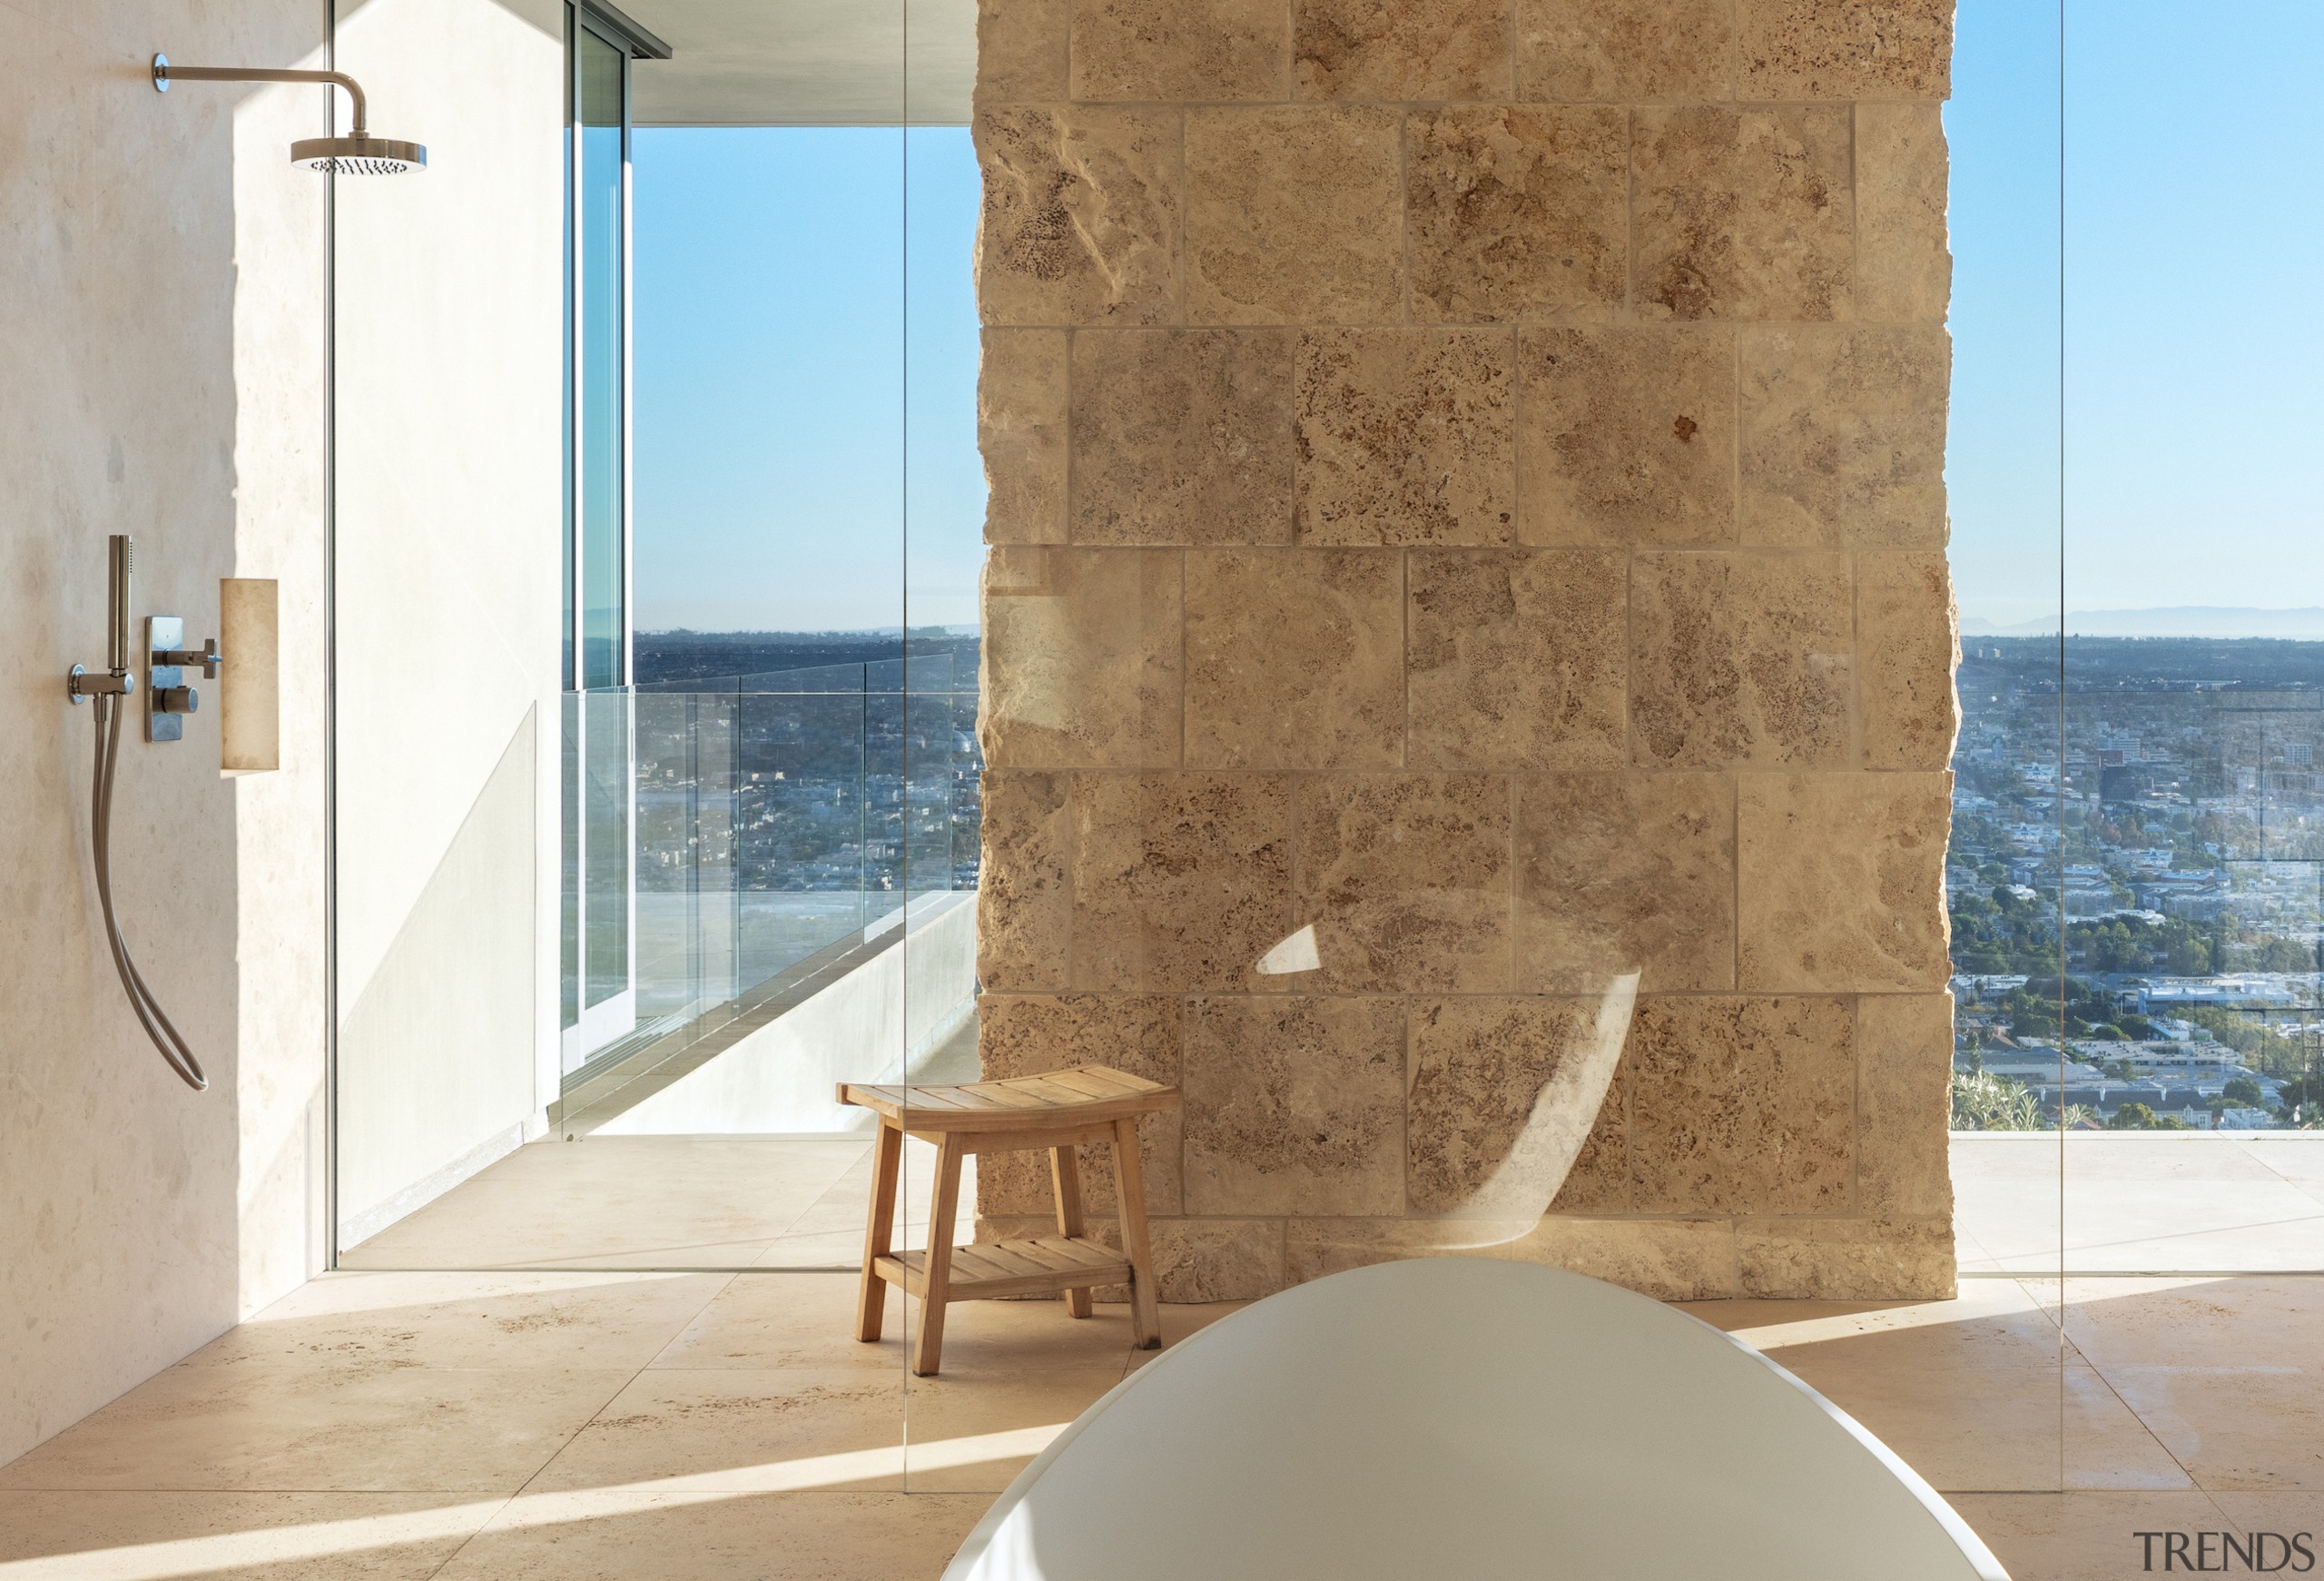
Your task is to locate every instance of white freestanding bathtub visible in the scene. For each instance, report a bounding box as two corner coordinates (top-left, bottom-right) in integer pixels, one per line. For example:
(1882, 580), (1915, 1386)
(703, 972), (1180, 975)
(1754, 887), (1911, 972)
(943, 1259), (2008, 1581)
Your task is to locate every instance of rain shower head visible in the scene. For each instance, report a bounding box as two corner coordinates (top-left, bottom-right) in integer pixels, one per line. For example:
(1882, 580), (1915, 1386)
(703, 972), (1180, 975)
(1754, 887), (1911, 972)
(290, 136), (427, 176)
(153, 54), (427, 174)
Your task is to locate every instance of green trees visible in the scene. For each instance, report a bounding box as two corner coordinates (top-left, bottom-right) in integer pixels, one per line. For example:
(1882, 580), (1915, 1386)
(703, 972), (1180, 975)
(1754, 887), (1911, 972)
(2106, 1102), (2191, 1131)
(2164, 927), (2212, 975)
(1951, 1072), (2044, 1131)
(2248, 937), (2317, 973)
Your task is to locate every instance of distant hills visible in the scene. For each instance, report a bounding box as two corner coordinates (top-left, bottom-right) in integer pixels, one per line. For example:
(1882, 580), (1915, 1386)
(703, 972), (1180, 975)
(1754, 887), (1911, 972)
(1959, 608), (2324, 639)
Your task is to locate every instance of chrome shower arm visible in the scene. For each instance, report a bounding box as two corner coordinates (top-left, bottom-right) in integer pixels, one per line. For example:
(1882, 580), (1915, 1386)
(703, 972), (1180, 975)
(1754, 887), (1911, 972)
(152, 60), (369, 134)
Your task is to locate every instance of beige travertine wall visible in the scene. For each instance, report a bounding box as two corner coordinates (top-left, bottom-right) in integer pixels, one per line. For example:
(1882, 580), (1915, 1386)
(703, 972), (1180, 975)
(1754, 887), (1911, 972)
(973, 0), (1959, 1301)
(1, 0), (329, 1462)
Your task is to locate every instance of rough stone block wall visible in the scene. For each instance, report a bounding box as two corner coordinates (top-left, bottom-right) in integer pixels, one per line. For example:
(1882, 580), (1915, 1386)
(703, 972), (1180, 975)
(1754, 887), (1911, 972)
(973, 0), (1959, 1301)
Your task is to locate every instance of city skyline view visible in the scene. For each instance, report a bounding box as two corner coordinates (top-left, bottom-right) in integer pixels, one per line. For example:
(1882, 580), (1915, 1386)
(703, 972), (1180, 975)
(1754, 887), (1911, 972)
(606, 0), (2324, 1136)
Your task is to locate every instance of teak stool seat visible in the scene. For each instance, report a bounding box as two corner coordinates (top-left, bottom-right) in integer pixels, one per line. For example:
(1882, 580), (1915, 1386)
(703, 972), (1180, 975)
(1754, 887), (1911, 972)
(839, 1065), (1179, 1377)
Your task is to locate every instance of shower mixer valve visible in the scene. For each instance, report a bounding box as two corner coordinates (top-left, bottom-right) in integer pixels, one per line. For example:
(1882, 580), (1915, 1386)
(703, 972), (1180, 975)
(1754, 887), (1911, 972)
(142, 618), (216, 741)
(64, 610), (221, 745)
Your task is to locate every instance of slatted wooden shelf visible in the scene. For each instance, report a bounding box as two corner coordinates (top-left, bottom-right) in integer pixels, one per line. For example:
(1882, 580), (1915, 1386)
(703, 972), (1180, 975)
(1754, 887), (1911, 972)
(875, 1235), (1131, 1301)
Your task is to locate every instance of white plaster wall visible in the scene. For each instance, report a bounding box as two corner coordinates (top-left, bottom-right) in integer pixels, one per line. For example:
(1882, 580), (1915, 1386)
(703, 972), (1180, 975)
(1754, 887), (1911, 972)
(0, 0), (330, 1464)
(596, 895), (978, 1133)
(329, 0), (567, 1240)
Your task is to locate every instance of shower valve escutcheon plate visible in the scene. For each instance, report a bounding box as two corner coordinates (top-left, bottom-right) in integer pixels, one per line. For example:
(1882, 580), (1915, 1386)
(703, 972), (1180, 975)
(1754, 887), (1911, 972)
(145, 616), (202, 741)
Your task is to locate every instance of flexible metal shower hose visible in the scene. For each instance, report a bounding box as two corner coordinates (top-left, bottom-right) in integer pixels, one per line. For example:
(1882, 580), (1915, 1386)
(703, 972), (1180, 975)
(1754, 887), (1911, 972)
(89, 692), (206, 1090)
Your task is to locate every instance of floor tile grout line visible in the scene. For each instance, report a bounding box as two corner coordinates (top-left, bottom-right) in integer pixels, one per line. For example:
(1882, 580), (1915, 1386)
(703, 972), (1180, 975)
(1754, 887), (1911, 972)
(417, 1495), (516, 1581)
(415, 1268), (750, 1574)
(2073, 1349), (2208, 1492)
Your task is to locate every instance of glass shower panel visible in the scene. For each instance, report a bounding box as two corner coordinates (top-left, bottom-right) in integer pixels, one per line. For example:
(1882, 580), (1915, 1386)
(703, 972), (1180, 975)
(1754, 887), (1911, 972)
(576, 23), (625, 691)
(2060, 0), (2324, 1275)
(335, 0), (917, 1338)
(1936, 0), (2074, 1492)
(899, 66), (992, 1485)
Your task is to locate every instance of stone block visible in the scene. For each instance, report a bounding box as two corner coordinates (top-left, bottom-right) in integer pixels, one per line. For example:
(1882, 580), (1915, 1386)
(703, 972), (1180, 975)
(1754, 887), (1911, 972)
(1627, 995), (1856, 1215)
(1515, 0), (1731, 101)
(1069, 773), (1295, 993)
(1629, 550), (1855, 770)
(1514, 772), (1735, 993)
(1858, 550), (1958, 771)
(1295, 0), (1514, 102)
(1406, 106), (1627, 324)
(1504, 1216), (1743, 1300)
(1856, 102), (1951, 324)
(1517, 326), (1736, 548)
(1071, 328), (1295, 546)
(976, 106), (1180, 326)
(1285, 1221), (1522, 1282)
(1152, 1218), (1288, 1300)
(1183, 994), (1405, 1215)
(1071, 0), (1292, 101)
(1407, 548), (1626, 770)
(1738, 1216), (1955, 1300)
(1185, 548), (1404, 769)
(1737, 771), (1953, 993)
(980, 329), (1068, 546)
(980, 545), (1182, 768)
(1550, 1082), (1631, 1212)
(1295, 329), (1516, 548)
(1186, 108), (1404, 325)
(1857, 991), (1956, 1220)
(1292, 775), (1513, 993)
(1633, 105), (1853, 322)
(977, 771), (1072, 993)
(1406, 996), (1627, 1215)
(977, 0), (1069, 104)
(1739, 325), (1949, 548)
(1737, 0), (1953, 101)
(976, 993), (1186, 1220)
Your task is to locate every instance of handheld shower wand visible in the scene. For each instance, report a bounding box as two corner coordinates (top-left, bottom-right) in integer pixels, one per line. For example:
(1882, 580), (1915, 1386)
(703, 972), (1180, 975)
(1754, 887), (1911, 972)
(108, 535), (133, 672)
(67, 537), (207, 1091)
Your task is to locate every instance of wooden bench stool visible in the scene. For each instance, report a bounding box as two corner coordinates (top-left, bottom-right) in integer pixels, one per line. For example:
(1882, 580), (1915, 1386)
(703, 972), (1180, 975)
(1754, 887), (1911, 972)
(839, 1065), (1179, 1377)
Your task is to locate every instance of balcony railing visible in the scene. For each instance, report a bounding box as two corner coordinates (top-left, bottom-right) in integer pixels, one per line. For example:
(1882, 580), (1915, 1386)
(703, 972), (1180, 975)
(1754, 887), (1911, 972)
(559, 654), (980, 1085)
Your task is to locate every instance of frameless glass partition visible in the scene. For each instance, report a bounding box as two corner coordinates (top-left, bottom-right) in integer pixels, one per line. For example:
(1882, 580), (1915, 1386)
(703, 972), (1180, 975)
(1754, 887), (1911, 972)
(1943, 0), (2066, 1297)
(331, 0), (955, 1320)
(326, 0), (1017, 1497)
(1935, 0), (2079, 1492)
(2055, 0), (2324, 1274)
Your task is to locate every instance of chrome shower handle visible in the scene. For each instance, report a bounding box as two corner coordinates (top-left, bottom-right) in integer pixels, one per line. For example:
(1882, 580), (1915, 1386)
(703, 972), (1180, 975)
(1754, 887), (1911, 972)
(153, 637), (222, 679)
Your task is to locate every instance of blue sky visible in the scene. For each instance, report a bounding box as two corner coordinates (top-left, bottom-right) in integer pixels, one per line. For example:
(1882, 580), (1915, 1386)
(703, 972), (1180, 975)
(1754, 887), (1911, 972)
(1954, 0), (2324, 627)
(633, 126), (980, 633)
(634, 1), (2324, 635)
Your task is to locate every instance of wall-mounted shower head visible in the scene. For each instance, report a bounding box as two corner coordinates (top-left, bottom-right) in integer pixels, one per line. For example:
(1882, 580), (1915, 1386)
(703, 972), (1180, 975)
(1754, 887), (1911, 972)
(153, 54), (427, 174)
(290, 135), (427, 176)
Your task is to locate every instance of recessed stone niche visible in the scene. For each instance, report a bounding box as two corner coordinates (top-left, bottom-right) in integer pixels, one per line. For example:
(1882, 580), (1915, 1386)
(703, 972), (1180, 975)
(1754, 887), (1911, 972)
(975, 0), (1959, 1302)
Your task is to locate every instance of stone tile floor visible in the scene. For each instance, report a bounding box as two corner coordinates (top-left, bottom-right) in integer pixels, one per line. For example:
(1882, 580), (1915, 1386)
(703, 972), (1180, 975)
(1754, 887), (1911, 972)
(15, 1127), (2324, 1576)
(3, 1270), (2322, 1577)
(349, 1128), (2324, 1279)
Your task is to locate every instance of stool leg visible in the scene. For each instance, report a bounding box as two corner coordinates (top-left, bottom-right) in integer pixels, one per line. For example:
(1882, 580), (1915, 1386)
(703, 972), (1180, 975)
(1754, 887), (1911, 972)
(1050, 1145), (1093, 1319)
(1109, 1117), (1161, 1349)
(914, 1134), (966, 1378)
(856, 1120), (904, 1342)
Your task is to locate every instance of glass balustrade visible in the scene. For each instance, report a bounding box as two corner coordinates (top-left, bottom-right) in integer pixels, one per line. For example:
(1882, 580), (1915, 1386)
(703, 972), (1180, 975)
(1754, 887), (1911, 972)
(558, 648), (980, 1101)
